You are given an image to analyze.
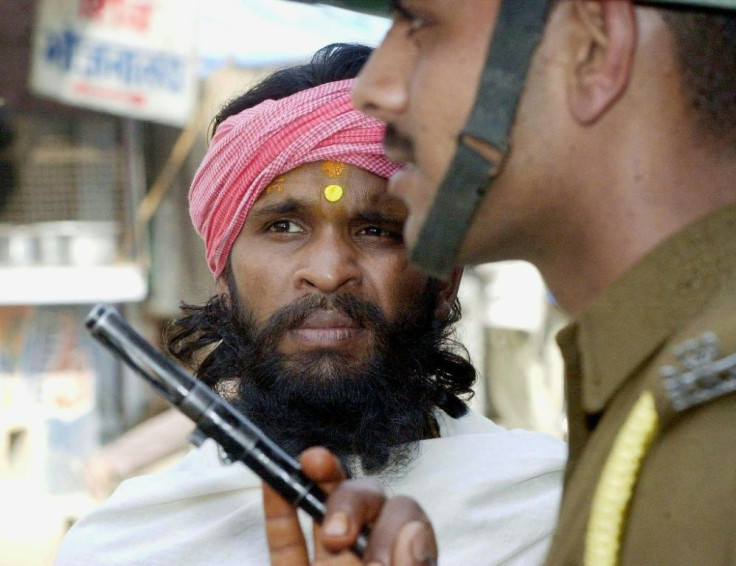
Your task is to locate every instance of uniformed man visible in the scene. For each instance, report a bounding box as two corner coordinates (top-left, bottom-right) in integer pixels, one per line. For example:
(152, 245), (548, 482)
(264, 1), (736, 565)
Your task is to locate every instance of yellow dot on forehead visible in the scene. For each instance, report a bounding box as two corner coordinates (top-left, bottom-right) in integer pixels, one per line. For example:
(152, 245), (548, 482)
(324, 184), (344, 203)
(322, 161), (346, 178)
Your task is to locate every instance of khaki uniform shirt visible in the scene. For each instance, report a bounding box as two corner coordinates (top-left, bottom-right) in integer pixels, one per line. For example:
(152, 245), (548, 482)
(545, 204), (736, 566)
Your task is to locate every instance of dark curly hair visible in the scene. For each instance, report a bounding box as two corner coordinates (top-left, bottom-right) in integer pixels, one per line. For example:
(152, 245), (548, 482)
(210, 42), (374, 138)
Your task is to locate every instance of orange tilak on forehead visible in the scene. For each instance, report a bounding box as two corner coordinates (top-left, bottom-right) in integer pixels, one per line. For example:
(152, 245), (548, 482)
(321, 160), (346, 178)
(265, 175), (286, 194)
(322, 161), (346, 202)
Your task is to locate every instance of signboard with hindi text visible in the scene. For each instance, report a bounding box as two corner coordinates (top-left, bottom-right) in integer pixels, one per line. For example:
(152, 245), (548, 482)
(30, 0), (199, 126)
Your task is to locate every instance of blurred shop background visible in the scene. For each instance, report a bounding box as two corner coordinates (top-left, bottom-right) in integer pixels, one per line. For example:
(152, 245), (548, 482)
(0, 1), (567, 564)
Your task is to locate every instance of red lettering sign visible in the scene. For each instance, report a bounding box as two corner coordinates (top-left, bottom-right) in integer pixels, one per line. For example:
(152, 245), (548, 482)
(78, 0), (152, 32)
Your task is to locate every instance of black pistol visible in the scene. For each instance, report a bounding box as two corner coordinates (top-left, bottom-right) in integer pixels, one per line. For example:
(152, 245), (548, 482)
(85, 303), (368, 557)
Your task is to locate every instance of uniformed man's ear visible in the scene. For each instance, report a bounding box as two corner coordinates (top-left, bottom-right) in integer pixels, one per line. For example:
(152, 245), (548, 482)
(567, 0), (636, 124)
(433, 267), (464, 321)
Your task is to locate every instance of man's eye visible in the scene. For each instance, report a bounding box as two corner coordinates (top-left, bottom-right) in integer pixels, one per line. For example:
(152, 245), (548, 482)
(266, 220), (302, 234)
(360, 226), (402, 240)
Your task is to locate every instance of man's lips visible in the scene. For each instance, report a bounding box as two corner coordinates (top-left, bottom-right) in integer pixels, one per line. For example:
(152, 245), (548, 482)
(287, 310), (367, 348)
(384, 148), (413, 166)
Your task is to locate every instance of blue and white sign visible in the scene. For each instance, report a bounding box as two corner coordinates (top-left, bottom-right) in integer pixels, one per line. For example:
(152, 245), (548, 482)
(30, 0), (199, 126)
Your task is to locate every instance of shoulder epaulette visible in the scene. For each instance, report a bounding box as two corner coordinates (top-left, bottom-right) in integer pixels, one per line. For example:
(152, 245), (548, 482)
(659, 331), (736, 415)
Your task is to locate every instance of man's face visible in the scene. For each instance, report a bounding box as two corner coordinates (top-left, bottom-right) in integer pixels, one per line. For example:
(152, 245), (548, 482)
(219, 161), (465, 471)
(352, 0), (501, 262)
(226, 161), (432, 367)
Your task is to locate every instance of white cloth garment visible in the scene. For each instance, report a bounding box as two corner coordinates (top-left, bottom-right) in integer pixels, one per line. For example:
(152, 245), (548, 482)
(55, 409), (566, 565)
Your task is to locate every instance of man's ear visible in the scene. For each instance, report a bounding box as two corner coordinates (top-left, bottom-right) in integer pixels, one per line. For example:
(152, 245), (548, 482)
(433, 267), (464, 321)
(567, 0), (636, 124)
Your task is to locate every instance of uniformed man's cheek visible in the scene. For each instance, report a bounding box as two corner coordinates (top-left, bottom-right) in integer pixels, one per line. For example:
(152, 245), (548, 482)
(403, 212), (424, 251)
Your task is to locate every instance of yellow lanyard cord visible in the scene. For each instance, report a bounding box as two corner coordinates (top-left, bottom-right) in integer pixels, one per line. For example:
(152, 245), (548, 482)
(584, 391), (660, 566)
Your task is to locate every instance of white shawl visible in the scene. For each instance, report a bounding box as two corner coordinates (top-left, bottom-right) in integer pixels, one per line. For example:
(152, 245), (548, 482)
(55, 409), (566, 565)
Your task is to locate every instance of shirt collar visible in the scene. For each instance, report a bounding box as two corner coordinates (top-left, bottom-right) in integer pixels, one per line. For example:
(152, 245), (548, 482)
(563, 203), (736, 414)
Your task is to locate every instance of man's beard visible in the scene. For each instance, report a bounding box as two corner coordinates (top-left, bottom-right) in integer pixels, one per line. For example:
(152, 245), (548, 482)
(221, 285), (445, 475)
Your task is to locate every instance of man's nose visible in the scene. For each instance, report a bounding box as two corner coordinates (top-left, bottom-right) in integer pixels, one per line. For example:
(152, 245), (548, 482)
(351, 28), (411, 122)
(294, 230), (362, 293)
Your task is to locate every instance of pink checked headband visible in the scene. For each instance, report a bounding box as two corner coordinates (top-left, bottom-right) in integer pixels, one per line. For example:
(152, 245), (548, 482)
(189, 79), (401, 277)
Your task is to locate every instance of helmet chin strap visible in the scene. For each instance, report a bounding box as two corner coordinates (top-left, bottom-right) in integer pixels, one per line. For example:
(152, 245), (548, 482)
(409, 0), (550, 279)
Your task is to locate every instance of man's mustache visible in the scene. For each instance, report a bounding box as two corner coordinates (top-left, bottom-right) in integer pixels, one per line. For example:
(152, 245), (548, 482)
(248, 293), (386, 345)
(383, 124), (415, 162)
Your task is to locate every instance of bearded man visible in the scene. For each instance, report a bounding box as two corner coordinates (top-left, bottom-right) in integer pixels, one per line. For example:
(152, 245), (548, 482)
(53, 43), (565, 566)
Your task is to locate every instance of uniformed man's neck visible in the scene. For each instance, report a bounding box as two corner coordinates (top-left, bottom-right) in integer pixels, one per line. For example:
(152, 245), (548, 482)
(538, 144), (736, 317)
